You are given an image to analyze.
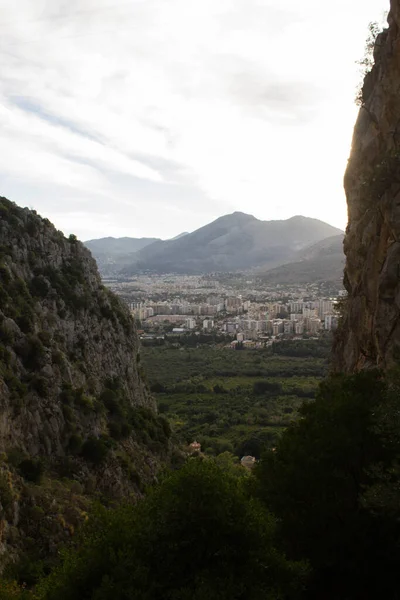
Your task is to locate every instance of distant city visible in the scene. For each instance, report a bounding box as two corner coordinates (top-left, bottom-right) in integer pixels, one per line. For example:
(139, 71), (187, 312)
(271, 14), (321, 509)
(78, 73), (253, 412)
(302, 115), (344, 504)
(105, 274), (345, 348)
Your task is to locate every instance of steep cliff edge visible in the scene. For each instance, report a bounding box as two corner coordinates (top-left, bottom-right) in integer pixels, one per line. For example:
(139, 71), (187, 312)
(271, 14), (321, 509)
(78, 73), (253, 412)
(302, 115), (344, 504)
(0, 197), (171, 571)
(334, 2), (400, 371)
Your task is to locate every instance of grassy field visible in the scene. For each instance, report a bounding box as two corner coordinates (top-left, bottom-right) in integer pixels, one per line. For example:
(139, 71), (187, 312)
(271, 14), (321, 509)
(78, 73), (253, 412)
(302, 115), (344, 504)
(141, 338), (331, 457)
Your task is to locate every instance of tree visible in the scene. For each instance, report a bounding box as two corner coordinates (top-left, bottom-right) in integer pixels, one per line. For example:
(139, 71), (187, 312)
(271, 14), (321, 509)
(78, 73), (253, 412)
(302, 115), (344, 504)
(254, 370), (400, 599)
(37, 460), (306, 600)
(356, 20), (385, 106)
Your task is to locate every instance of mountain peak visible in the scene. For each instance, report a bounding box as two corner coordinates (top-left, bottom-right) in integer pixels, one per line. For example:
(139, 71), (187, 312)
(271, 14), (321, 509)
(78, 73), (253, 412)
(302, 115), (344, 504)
(117, 212), (343, 275)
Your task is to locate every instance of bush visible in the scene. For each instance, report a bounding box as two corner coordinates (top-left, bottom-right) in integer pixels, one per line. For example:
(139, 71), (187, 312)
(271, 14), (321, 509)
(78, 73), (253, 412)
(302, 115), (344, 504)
(100, 389), (122, 416)
(253, 380), (282, 395)
(15, 336), (46, 371)
(36, 460), (306, 599)
(18, 458), (44, 483)
(0, 473), (13, 513)
(30, 375), (49, 397)
(108, 422), (122, 440)
(254, 370), (400, 599)
(29, 276), (50, 299)
(68, 434), (83, 455)
(81, 437), (109, 465)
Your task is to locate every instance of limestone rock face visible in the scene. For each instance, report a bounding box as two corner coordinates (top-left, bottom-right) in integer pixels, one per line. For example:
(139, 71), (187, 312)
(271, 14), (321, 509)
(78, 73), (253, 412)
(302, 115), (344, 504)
(0, 197), (172, 569)
(0, 197), (155, 456)
(334, 2), (400, 371)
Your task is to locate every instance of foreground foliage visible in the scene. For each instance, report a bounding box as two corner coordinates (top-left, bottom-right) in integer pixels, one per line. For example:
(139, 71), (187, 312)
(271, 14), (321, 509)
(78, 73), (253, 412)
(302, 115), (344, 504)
(254, 369), (400, 599)
(4, 369), (400, 599)
(34, 460), (305, 600)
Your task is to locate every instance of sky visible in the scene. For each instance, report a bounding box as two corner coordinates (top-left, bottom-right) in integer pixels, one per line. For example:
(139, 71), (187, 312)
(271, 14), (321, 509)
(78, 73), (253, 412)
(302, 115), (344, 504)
(0, 0), (389, 241)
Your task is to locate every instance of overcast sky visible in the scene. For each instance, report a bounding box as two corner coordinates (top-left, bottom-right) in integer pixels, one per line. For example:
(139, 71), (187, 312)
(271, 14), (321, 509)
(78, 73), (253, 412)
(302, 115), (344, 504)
(0, 0), (389, 240)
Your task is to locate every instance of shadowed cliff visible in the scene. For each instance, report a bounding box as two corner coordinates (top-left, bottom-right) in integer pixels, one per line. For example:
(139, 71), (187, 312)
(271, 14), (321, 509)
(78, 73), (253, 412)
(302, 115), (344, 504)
(334, 3), (400, 371)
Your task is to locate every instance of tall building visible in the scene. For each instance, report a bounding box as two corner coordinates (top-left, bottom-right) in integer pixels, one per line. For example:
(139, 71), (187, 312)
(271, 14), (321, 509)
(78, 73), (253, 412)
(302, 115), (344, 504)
(185, 318), (196, 330)
(256, 321), (267, 332)
(295, 321), (304, 335)
(325, 315), (338, 331)
(289, 302), (304, 314)
(272, 320), (284, 335)
(318, 300), (335, 317)
(284, 320), (294, 334)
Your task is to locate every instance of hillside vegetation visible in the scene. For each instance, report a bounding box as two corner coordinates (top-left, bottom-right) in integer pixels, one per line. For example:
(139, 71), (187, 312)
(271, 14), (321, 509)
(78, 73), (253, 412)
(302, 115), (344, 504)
(0, 197), (171, 577)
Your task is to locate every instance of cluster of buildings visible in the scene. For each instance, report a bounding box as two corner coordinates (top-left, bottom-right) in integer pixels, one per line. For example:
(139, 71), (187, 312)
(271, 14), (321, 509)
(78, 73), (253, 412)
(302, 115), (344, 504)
(130, 294), (341, 340)
(228, 299), (339, 340)
(104, 273), (346, 343)
(130, 296), (251, 323)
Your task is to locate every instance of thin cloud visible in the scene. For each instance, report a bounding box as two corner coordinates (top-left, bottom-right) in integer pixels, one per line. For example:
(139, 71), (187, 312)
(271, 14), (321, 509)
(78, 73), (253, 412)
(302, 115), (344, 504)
(0, 0), (389, 238)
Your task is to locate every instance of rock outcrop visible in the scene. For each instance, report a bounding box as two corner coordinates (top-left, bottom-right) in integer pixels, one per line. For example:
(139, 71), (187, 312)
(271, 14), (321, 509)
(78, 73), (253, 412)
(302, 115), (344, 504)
(334, 2), (400, 371)
(0, 197), (171, 569)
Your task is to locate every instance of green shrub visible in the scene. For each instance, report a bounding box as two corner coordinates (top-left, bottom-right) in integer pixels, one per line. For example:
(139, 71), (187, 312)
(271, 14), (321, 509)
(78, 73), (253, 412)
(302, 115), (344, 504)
(108, 422), (122, 440)
(36, 460), (306, 599)
(37, 331), (52, 347)
(30, 375), (49, 397)
(253, 380), (282, 395)
(18, 458), (44, 483)
(6, 448), (25, 468)
(68, 434), (83, 455)
(15, 336), (46, 370)
(0, 473), (13, 513)
(100, 389), (122, 416)
(254, 370), (400, 599)
(81, 437), (109, 465)
(62, 405), (74, 424)
(29, 276), (49, 298)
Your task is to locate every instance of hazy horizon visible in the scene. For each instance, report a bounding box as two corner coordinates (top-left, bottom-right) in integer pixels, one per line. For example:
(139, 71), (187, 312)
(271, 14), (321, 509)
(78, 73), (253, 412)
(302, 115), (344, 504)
(0, 0), (389, 240)
(83, 211), (344, 243)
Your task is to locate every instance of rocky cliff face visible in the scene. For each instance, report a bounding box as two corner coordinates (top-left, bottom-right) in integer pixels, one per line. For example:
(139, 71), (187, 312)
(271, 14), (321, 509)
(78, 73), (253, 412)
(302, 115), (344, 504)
(334, 2), (400, 371)
(0, 198), (171, 569)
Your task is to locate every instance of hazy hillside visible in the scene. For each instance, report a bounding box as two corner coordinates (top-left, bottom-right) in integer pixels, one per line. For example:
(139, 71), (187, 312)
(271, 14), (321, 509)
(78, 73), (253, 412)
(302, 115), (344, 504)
(85, 236), (160, 276)
(121, 212), (343, 275)
(260, 234), (345, 283)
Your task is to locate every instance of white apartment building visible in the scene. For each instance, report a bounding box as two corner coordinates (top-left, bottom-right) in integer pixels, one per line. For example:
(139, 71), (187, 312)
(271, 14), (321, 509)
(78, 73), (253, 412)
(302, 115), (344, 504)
(272, 320), (284, 335)
(185, 318), (196, 330)
(289, 302), (304, 313)
(318, 300), (335, 317)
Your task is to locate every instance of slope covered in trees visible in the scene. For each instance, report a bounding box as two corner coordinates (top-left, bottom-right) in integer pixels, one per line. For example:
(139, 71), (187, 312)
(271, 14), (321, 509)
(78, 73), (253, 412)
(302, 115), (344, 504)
(4, 370), (400, 599)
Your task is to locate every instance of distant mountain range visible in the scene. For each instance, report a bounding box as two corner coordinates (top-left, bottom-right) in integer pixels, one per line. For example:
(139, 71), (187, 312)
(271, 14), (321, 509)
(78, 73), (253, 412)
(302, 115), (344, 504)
(84, 236), (159, 276)
(85, 212), (344, 278)
(259, 234), (345, 284)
